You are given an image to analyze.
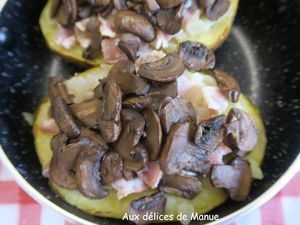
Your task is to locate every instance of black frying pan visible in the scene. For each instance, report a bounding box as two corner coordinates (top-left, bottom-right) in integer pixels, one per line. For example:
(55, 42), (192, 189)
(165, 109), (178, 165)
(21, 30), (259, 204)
(1, 0), (300, 224)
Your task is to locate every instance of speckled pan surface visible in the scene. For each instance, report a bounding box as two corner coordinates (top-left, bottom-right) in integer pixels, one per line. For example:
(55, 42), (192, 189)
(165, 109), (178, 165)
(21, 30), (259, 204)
(0, 0), (300, 224)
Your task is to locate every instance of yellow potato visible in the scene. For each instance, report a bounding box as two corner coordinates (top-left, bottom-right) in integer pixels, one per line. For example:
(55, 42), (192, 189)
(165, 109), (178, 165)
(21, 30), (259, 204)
(39, 0), (239, 67)
(33, 67), (266, 221)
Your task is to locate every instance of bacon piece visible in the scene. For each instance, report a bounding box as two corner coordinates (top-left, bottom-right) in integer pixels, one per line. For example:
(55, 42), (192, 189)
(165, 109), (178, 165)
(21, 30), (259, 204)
(101, 38), (128, 63)
(207, 144), (232, 165)
(138, 162), (163, 189)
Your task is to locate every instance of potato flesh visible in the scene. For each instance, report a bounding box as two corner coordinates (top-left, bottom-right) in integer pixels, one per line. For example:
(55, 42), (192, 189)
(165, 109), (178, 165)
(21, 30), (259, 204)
(33, 67), (266, 220)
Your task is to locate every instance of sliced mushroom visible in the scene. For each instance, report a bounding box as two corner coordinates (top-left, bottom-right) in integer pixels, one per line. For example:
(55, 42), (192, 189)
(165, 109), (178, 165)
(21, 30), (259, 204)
(93, 79), (106, 99)
(158, 97), (196, 133)
(76, 147), (108, 199)
(138, 54), (185, 83)
(80, 127), (108, 150)
(156, 8), (182, 34)
(99, 1), (114, 17)
(100, 151), (123, 185)
(199, 0), (230, 21)
(160, 174), (202, 199)
(179, 41), (216, 71)
(160, 122), (211, 175)
(115, 10), (156, 42)
(214, 69), (240, 103)
(87, 0), (111, 7)
(51, 0), (62, 17)
(48, 76), (74, 104)
(156, 0), (183, 8)
(118, 33), (141, 62)
(70, 98), (102, 128)
(108, 60), (150, 95)
(56, 0), (77, 28)
(148, 80), (178, 98)
(113, 0), (127, 10)
(123, 95), (152, 111)
(128, 192), (166, 225)
(124, 143), (149, 171)
(225, 108), (258, 156)
(211, 157), (252, 201)
(194, 115), (225, 151)
(144, 0), (160, 12)
(142, 109), (162, 161)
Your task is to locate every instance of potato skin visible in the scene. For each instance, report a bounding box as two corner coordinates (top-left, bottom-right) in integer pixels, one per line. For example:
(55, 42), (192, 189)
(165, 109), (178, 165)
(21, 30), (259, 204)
(33, 67), (266, 220)
(39, 0), (239, 67)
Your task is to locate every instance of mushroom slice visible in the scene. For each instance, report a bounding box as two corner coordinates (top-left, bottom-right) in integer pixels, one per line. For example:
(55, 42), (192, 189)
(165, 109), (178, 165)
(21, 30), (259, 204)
(52, 96), (80, 138)
(70, 98), (102, 128)
(214, 69), (241, 103)
(93, 79), (106, 99)
(194, 115), (225, 151)
(108, 60), (150, 95)
(225, 108), (258, 156)
(128, 192), (166, 225)
(48, 76), (73, 104)
(100, 152), (123, 185)
(179, 41), (215, 71)
(142, 109), (162, 161)
(113, 0), (127, 10)
(138, 54), (185, 82)
(160, 174), (202, 199)
(158, 97), (196, 133)
(56, 0), (77, 28)
(80, 127), (108, 150)
(148, 80), (178, 98)
(98, 80), (122, 143)
(88, 0), (111, 7)
(199, 0), (230, 21)
(115, 10), (156, 42)
(51, 0), (62, 18)
(156, 0), (183, 8)
(156, 8), (182, 35)
(118, 33), (141, 62)
(160, 122), (211, 175)
(144, 0), (160, 12)
(124, 144), (149, 171)
(76, 147), (108, 199)
(123, 95), (152, 111)
(49, 134), (89, 189)
(211, 157), (252, 201)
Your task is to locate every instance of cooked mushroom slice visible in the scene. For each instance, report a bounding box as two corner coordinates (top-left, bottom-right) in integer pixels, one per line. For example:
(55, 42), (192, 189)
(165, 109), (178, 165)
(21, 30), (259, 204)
(87, 0), (111, 7)
(156, 0), (183, 8)
(76, 147), (108, 199)
(115, 10), (156, 42)
(156, 8), (182, 35)
(99, 1), (114, 17)
(160, 122), (211, 175)
(211, 157), (252, 201)
(142, 109), (162, 161)
(93, 79), (106, 99)
(48, 76), (73, 104)
(113, 0), (127, 10)
(123, 95), (152, 111)
(225, 108), (258, 156)
(124, 144), (149, 171)
(108, 60), (150, 95)
(128, 192), (166, 225)
(49, 134), (89, 189)
(52, 96), (80, 138)
(138, 54), (185, 82)
(101, 152), (123, 185)
(179, 41), (216, 71)
(56, 0), (77, 28)
(148, 80), (178, 98)
(144, 0), (160, 12)
(118, 33), (141, 62)
(214, 69), (240, 103)
(199, 0), (230, 21)
(51, 0), (62, 17)
(70, 98), (102, 128)
(158, 97), (196, 133)
(194, 115), (225, 151)
(80, 127), (108, 150)
(160, 174), (202, 199)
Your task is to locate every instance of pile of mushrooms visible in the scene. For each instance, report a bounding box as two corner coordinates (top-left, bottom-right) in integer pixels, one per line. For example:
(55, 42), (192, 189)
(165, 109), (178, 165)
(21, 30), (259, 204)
(47, 42), (258, 224)
(51, 0), (230, 59)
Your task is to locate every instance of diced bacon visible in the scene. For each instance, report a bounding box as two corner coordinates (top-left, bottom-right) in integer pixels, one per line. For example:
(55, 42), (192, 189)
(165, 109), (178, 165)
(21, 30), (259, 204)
(138, 162), (163, 189)
(101, 38), (128, 63)
(40, 118), (59, 133)
(56, 26), (76, 49)
(135, 50), (166, 71)
(207, 144), (232, 165)
(111, 177), (148, 200)
(201, 86), (229, 115)
(99, 17), (117, 38)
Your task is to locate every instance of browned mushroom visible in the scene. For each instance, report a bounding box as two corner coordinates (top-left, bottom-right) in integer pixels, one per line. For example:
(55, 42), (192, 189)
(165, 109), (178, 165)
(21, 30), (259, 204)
(99, 1), (114, 17)
(118, 33), (141, 62)
(225, 108), (258, 156)
(113, 0), (127, 10)
(70, 98), (102, 128)
(115, 10), (156, 42)
(211, 157), (252, 201)
(142, 109), (162, 161)
(156, 8), (182, 34)
(199, 0), (230, 21)
(98, 80), (122, 143)
(123, 95), (152, 111)
(87, 0), (111, 7)
(214, 69), (240, 103)
(144, 0), (160, 12)
(128, 192), (166, 225)
(194, 115), (225, 151)
(148, 80), (178, 98)
(48, 76), (73, 104)
(108, 60), (150, 95)
(76, 147), (108, 199)
(80, 127), (108, 150)
(93, 79), (106, 99)
(124, 143), (149, 171)
(160, 122), (211, 175)
(138, 54), (185, 82)
(159, 174), (202, 199)
(51, 0), (62, 18)
(56, 0), (77, 28)
(158, 97), (196, 133)
(156, 0), (183, 8)
(179, 41), (216, 71)
(100, 151), (123, 185)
